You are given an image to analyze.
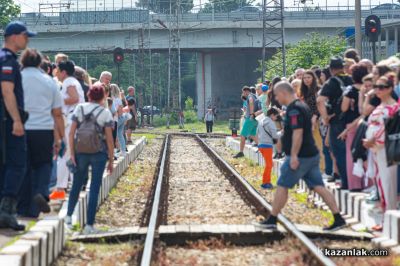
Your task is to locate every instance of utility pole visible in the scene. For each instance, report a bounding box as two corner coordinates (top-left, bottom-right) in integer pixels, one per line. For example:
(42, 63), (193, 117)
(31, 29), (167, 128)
(168, 0), (182, 110)
(177, 0), (182, 111)
(355, 0), (362, 55)
(261, 0), (285, 81)
(138, 28), (145, 111)
(147, 1), (153, 124)
(167, 1), (172, 110)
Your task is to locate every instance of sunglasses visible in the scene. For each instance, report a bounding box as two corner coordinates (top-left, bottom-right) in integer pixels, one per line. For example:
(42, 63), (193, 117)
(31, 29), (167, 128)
(373, 84), (390, 90)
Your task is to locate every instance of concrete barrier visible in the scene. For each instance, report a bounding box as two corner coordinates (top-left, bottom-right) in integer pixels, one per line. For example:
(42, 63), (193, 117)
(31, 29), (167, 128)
(0, 137), (146, 265)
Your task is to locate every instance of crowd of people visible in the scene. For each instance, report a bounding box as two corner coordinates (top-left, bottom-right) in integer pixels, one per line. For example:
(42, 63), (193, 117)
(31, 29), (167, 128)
(238, 48), (400, 232)
(0, 21), (138, 234)
(2, 19), (400, 234)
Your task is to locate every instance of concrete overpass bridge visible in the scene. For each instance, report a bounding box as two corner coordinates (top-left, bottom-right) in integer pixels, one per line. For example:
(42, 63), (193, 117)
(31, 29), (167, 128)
(5, 7), (400, 117)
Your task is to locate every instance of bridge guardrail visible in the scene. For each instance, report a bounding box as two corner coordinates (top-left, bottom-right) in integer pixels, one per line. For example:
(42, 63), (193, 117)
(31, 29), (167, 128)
(14, 8), (400, 26)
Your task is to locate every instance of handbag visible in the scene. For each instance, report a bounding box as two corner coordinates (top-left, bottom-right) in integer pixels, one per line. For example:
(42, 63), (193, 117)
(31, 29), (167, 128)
(351, 120), (368, 162)
(385, 110), (400, 166)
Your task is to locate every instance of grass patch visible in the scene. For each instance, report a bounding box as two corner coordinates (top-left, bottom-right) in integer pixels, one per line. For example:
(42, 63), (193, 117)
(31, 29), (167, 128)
(71, 222), (81, 232)
(154, 120), (232, 134)
(291, 190), (333, 223)
(58, 241), (142, 265)
(132, 133), (157, 144)
(291, 191), (308, 204)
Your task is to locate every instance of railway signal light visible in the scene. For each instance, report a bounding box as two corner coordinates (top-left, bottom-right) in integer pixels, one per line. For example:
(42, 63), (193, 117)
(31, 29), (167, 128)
(113, 47), (124, 64)
(365, 15), (381, 43)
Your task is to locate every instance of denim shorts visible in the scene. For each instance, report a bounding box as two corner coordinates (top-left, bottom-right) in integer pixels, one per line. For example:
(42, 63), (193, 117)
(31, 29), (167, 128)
(277, 155), (325, 189)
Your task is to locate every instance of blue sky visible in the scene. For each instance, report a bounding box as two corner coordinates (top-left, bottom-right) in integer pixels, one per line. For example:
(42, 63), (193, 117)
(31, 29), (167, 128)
(16, 0), (397, 12)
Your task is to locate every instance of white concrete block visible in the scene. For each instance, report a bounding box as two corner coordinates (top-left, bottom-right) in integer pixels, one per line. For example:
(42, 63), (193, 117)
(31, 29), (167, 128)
(21, 231), (48, 266)
(37, 220), (62, 258)
(1, 243), (32, 266)
(353, 195), (364, 222)
(0, 255), (22, 266)
(15, 240), (39, 266)
(383, 211), (392, 239)
(339, 190), (346, 214)
(346, 193), (356, 218)
(30, 225), (54, 263)
(372, 236), (389, 247)
(334, 188), (340, 207)
(390, 211), (400, 243)
(82, 194), (88, 225)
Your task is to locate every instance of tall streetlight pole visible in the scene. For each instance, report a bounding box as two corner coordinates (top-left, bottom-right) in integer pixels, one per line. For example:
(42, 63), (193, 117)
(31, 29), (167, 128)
(355, 0), (362, 55)
(261, 0), (267, 83)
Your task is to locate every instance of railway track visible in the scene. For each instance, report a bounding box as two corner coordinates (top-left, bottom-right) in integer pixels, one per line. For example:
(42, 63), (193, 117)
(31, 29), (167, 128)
(139, 133), (336, 266)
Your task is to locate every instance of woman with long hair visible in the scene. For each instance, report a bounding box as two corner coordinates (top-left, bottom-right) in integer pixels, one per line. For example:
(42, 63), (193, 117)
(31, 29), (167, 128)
(110, 84), (131, 157)
(363, 75), (400, 230)
(300, 70), (324, 169)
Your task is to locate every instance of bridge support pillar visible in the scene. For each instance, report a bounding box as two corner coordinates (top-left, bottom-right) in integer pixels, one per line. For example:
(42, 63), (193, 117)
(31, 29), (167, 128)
(196, 49), (262, 119)
(196, 52), (212, 119)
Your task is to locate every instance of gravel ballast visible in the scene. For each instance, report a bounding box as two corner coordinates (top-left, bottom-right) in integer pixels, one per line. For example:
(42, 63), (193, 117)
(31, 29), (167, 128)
(167, 137), (256, 225)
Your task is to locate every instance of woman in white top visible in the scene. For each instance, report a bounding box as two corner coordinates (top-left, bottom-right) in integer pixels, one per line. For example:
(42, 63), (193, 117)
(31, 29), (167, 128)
(50, 60), (85, 200)
(110, 84), (131, 156)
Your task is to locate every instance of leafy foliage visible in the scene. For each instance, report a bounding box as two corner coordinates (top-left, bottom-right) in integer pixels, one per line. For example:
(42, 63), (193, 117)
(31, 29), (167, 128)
(0, 0), (20, 28)
(183, 110), (198, 123)
(184, 96), (194, 110)
(137, 0), (194, 13)
(201, 0), (255, 13)
(258, 33), (347, 80)
(45, 52), (197, 110)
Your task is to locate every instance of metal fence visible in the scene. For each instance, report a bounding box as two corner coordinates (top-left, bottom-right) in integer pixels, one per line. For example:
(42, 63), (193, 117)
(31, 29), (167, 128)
(14, 6), (400, 26)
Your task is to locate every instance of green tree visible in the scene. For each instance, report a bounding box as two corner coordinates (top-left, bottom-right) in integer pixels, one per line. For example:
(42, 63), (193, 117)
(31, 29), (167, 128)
(184, 96), (194, 110)
(137, 0), (194, 13)
(0, 0), (20, 28)
(201, 0), (255, 13)
(258, 33), (347, 80)
(46, 51), (197, 111)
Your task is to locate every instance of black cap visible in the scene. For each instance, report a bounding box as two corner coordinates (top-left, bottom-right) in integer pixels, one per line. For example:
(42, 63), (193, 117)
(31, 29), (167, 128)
(4, 21), (37, 37)
(329, 56), (344, 69)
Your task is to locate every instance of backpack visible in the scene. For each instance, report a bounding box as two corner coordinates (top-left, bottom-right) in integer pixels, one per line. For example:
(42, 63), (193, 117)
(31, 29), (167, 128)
(248, 93), (261, 113)
(385, 109), (400, 166)
(329, 76), (348, 120)
(74, 105), (105, 154)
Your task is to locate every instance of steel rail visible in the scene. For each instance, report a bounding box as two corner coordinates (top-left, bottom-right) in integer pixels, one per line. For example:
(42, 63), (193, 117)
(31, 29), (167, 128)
(140, 134), (169, 266)
(195, 135), (336, 266)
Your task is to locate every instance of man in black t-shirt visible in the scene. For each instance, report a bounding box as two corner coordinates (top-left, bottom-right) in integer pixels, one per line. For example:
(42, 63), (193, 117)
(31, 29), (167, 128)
(256, 81), (345, 231)
(317, 57), (353, 189)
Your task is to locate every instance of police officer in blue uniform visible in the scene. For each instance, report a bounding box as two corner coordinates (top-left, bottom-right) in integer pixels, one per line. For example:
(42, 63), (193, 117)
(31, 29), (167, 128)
(0, 21), (36, 230)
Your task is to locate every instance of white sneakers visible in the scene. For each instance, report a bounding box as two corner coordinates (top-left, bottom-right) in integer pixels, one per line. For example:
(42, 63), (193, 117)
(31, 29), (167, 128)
(65, 215), (72, 227)
(65, 216), (102, 235)
(82, 225), (102, 235)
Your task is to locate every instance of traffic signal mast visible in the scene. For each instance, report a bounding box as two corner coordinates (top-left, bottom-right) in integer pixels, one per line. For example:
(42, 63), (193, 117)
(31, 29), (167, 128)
(113, 47), (124, 85)
(365, 15), (381, 63)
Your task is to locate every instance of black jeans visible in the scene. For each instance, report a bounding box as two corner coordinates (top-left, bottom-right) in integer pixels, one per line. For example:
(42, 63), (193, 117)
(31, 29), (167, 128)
(18, 130), (54, 217)
(0, 119), (27, 200)
(329, 121), (348, 189)
(206, 121), (213, 133)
